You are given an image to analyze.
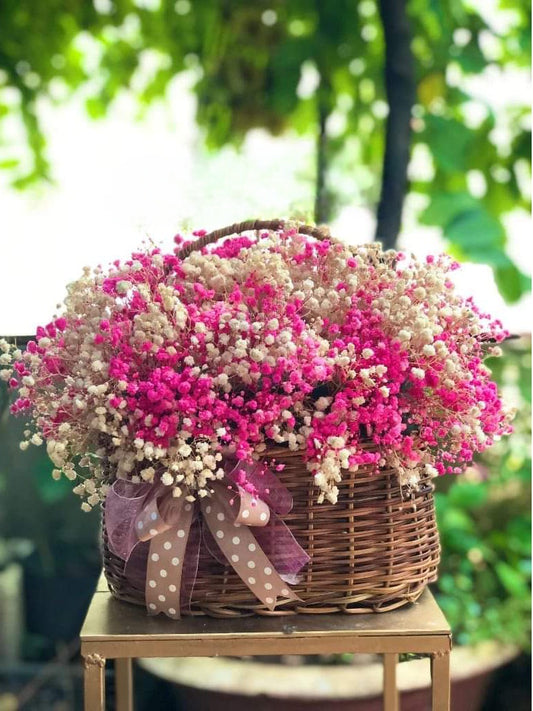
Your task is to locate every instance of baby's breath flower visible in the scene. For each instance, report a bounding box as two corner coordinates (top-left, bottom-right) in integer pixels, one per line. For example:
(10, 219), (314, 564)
(2, 228), (510, 507)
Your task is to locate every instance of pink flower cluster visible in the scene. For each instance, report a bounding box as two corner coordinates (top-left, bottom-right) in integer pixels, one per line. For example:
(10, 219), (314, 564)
(0, 227), (513, 507)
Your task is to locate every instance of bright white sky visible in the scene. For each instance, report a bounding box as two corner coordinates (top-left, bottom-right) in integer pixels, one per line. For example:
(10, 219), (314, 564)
(0, 67), (530, 335)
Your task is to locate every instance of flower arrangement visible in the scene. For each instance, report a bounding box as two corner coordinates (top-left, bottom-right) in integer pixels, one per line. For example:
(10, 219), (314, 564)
(0, 225), (513, 511)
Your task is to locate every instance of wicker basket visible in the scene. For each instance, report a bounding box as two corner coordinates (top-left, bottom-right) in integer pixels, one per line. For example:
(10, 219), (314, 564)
(102, 220), (441, 616)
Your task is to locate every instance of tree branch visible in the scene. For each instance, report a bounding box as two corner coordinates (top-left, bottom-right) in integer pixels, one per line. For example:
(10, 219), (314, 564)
(375, 0), (416, 249)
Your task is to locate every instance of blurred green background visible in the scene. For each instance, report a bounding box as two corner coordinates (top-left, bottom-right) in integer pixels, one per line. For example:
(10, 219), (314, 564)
(0, 1), (530, 709)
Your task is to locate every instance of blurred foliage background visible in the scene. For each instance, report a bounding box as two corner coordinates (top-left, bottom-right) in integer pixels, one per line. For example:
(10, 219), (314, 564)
(0, 0), (530, 709)
(0, 0), (531, 301)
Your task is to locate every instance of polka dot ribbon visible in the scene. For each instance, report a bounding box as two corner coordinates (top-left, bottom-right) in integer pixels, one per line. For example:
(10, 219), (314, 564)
(135, 495), (194, 618)
(134, 482), (301, 619)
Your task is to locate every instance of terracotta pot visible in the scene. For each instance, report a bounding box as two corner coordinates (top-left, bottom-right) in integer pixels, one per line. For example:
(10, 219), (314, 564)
(140, 643), (517, 711)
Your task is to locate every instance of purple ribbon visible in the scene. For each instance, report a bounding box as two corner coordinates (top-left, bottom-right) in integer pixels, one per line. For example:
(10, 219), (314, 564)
(105, 458), (309, 618)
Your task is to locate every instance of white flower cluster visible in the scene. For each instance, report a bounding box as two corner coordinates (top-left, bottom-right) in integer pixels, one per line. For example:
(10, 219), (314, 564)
(113, 436), (225, 501)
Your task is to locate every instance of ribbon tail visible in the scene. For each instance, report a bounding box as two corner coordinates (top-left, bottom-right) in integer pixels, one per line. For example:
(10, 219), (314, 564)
(143, 502), (194, 619)
(180, 517), (202, 614)
(202, 497), (300, 611)
(202, 518), (228, 566)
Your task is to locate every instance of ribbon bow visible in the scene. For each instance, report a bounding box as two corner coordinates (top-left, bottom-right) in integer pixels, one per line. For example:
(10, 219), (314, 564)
(105, 460), (309, 619)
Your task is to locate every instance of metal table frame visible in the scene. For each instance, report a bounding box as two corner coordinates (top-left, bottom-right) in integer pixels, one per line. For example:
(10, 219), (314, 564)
(81, 577), (451, 711)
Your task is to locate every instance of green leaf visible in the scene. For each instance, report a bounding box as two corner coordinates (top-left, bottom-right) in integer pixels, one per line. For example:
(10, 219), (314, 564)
(445, 207), (506, 263)
(11, 170), (47, 190)
(456, 42), (489, 73)
(291, 97), (317, 135)
(448, 482), (488, 509)
(494, 261), (531, 304)
(440, 508), (475, 534)
(269, 38), (313, 115)
(495, 561), (530, 598)
(85, 96), (107, 120)
(424, 115), (473, 172)
(0, 158), (20, 169)
(419, 191), (478, 227)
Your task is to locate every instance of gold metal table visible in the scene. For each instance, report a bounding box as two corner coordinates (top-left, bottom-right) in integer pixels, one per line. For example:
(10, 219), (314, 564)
(80, 576), (451, 711)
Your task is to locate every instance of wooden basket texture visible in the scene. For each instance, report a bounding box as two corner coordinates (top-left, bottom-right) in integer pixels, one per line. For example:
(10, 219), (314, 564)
(102, 220), (441, 616)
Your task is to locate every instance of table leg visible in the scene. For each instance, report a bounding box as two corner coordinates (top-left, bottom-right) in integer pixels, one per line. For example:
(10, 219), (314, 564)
(431, 651), (450, 711)
(116, 658), (134, 711)
(383, 653), (399, 711)
(83, 653), (106, 711)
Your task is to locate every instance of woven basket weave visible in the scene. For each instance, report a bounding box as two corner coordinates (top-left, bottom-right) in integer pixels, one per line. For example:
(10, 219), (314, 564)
(102, 220), (441, 616)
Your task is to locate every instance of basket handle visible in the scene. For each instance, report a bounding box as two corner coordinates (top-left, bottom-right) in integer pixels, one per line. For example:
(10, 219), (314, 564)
(177, 219), (334, 259)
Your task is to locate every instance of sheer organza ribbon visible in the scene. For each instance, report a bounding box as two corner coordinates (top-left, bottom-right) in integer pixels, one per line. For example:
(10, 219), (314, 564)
(105, 459), (310, 619)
